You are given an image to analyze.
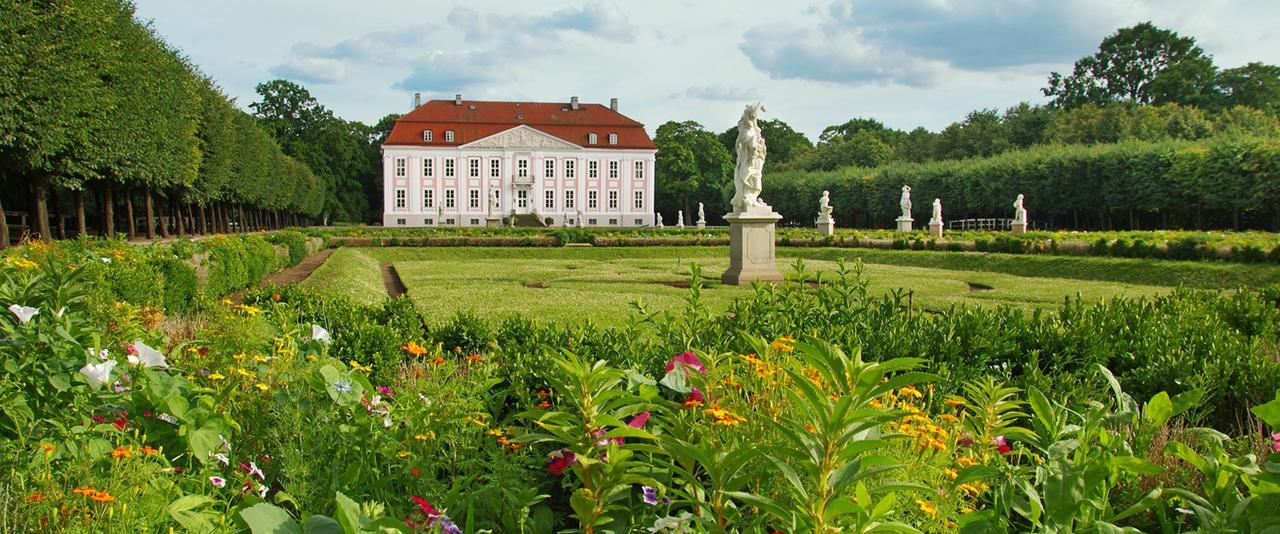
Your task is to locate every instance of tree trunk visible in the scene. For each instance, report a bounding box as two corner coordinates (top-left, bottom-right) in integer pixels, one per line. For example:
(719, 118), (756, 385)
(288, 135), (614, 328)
(32, 179), (51, 240)
(157, 194), (170, 239)
(186, 203), (195, 236)
(198, 204), (208, 235)
(238, 205), (246, 233)
(174, 199), (185, 237)
(125, 191), (136, 239)
(1232, 208), (1240, 231)
(74, 190), (86, 237)
(216, 203), (226, 233)
(102, 183), (115, 237)
(0, 196), (8, 249)
(52, 189), (66, 239)
(144, 189), (156, 240)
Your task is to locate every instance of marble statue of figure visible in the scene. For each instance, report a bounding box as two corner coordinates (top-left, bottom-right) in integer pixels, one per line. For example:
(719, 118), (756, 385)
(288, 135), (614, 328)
(819, 191), (833, 218)
(931, 198), (942, 225)
(1013, 194), (1027, 224)
(697, 203), (706, 223)
(899, 185), (912, 219)
(731, 103), (769, 212)
(488, 189), (500, 216)
(677, 210), (685, 228)
(656, 213), (664, 227)
(576, 210), (584, 228)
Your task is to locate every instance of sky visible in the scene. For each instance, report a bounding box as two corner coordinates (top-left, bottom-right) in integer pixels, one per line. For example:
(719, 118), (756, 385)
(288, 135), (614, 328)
(133, 0), (1280, 141)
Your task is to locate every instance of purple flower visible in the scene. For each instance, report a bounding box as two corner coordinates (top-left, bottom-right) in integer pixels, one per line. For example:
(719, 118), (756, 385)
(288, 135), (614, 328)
(377, 385), (393, 396)
(209, 476), (226, 488)
(642, 486), (659, 506)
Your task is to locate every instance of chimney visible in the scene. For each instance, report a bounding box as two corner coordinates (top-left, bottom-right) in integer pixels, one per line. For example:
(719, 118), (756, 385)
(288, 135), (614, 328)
(570, 96), (579, 111)
(610, 97), (618, 111)
(413, 92), (421, 109)
(455, 94), (462, 106)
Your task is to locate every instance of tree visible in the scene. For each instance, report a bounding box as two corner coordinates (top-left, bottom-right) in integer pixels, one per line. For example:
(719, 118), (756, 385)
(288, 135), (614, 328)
(1216, 62), (1280, 114)
(654, 121), (732, 222)
(818, 117), (901, 145)
(1003, 103), (1056, 148)
(249, 80), (334, 144)
(718, 119), (813, 171)
(801, 131), (894, 171)
(933, 109), (1010, 160)
(1044, 22), (1216, 108)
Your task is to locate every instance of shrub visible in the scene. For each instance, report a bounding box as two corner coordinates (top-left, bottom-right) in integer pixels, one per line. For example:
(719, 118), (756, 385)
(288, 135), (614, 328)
(432, 312), (495, 354)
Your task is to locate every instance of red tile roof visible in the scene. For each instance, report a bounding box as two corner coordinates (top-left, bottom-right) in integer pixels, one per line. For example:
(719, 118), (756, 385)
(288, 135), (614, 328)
(384, 99), (657, 150)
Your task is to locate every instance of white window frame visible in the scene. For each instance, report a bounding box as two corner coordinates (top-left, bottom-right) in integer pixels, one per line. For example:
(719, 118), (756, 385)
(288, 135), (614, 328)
(588, 161), (598, 179)
(490, 159), (500, 178)
(633, 190), (643, 210)
(588, 190), (598, 209)
(423, 130), (433, 142)
(468, 189), (480, 209)
(544, 190), (555, 210)
(565, 160), (576, 179)
(608, 190), (618, 210)
(395, 158), (406, 177)
(445, 190), (456, 208)
(445, 130), (455, 142)
(395, 189), (406, 209)
(609, 161), (618, 179)
(445, 159), (455, 177)
(564, 190), (576, 209)
(469, 158), (480, 178)
(633, 160), (644, 180)
(588, 133), (598, 144)
(517, 159), (529, 178)
(544, 159), (555, 179)
(608, 133), (617, 145)
(424, 189), (434, 209)
(424, 158), (434, 177)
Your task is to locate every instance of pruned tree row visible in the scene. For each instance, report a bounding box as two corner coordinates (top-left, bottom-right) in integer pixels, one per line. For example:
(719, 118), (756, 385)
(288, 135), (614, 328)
(0, 0), (325, 246)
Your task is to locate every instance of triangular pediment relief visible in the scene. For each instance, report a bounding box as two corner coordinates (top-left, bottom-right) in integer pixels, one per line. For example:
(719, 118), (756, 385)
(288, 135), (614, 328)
(461, 125), (582, 150)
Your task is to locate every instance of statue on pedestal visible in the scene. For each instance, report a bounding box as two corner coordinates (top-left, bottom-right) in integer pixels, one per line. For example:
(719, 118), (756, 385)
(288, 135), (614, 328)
(488, 189), (500, 217)
(931, 198), (942, 225)
(656, 213), (664, 228)
(1013, 194), (1027, 224)
(677, 210), (685, 229)
(818, 191), (833, 220)
(696, 203), (706, 228)
(899, 185), (913, 220)
(730, 103), (769, 213)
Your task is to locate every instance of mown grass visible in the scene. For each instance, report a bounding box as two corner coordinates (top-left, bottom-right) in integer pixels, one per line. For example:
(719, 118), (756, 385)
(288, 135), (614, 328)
(326, 247), (1181, 325)
(298, 247), (386, 306)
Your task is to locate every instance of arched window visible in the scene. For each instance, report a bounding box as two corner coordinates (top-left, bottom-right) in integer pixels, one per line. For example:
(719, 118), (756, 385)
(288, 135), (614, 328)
(608, 133), (617, 145)
(588, 133), (598, 144)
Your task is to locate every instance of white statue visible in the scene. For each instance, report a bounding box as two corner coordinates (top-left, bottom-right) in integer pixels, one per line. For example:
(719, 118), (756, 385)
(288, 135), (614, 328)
(488, 189), (500, 216)
(931, 198), (942, 225)
(730, 103), (769, 213)
(697, 203), (706, 224)
(1013, 194), (1027, 224)
(656, 213), (664, 227)
(899, 185), (912, 220)
(818, 191), (833, 219)
(677, 210), (685, 228)
(576, 210), (584, 228)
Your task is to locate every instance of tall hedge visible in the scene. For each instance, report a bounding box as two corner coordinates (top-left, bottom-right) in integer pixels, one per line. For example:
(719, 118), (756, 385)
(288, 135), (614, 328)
(765, 136), (1280, 230)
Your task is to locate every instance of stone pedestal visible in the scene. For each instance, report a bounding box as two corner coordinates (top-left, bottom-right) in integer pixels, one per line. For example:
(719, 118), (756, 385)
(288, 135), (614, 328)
(1011, 222), (1026, 235)
(486, 217), (502, 228)
(929, 221), (943, 239)
(722, 211), (784, 285)
(896, 216), (914, 232)
(816, 215), (834, 236)
(697, 221), (706, 230)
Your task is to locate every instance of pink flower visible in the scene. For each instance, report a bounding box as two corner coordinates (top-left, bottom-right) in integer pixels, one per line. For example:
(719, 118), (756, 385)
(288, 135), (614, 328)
(412, 495), (439, 516)
(209, 476), (226, 488)
(546, 449), (576, 475)
(628, 411), (650, 428)
(1271, 432), (1280, 453)
(664, 352), (704, 375)
(994, 436), (1011, 454)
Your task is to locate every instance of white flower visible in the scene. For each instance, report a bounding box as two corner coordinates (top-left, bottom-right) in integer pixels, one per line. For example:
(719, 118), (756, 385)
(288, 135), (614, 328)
(1176, 507), (1194, 515)
(248, 461), (265, 480)
(218, 434), (232, 452)
(127, 341), (169, 368)
(650, 513), (694, 533)
(214, 453), (230, 466)
(100, 257), (112, 263)
(8, 304), (38, 324)
(311, 324), (331, 344)
(256, 484), (268, 498)
(55, 307), (66, 318)
(383, 415), (393, 428)
(209, 476), (226, 488)
(157, 412), (178, 424)
(79, 359), (118, 388)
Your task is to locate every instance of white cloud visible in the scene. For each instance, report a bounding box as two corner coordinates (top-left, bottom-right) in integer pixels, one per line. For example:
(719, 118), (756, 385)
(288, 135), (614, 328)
(683, 84), (761, 101)
(740, 24), (947, 87)
(269, 57), (347, 84)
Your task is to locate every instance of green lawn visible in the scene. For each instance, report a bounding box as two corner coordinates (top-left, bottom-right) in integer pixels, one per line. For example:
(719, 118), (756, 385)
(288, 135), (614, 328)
(308, 246), (1215, 325)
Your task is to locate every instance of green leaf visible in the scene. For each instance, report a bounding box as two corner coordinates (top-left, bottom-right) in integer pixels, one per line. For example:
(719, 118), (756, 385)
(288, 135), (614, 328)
(1142, 392), (1173, 429)
(659, 368), (690, 394)
(48, 373), (71, 392)
(333, 491), (365, 534)
(1252, 391), (1280, 428)
(167, 495), (216, 532)
(240, 503), (301, 534)
(301, 515), (342, 534)
(1111, 455), (1165, 476)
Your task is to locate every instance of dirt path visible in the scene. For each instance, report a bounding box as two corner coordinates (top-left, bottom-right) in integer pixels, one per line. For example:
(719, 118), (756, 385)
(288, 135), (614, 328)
(380, 262), (407, 298)
(229, 248), (335, 303)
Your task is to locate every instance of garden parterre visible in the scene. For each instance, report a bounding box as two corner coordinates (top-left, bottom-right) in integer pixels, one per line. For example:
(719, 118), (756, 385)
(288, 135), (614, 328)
(1, 238), (1279, 532)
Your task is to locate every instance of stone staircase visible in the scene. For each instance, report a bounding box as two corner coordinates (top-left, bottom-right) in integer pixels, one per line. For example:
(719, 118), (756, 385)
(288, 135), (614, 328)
(511, 212), (548, 227)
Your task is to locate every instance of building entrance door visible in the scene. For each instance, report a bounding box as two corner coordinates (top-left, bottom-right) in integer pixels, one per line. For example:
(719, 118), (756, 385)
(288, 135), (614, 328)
(515, 188), (531, 214)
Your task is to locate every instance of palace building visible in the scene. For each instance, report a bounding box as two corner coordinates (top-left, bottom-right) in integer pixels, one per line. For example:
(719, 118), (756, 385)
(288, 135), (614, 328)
(381, 94), (657, 227)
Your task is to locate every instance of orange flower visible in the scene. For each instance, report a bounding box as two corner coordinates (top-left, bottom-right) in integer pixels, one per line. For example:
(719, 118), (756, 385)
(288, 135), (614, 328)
(427, 356), (446, 365)
(111, 446), (132, 460)
(410, 466), (421, 477)
(943, 398), (967, 407)
(466, 354), (484, 364)
(705, 406), (747, 427)
(73, 487), (94, 496)
(140, 445), (160, 455)
(401, 341), (428, 356)
(89, 491), (115, 503)
(271, 293), (281, 301)
(916, 499), (938, 518)
(25, 492), (45, 502)
(497, 436), (510, 446)
(535, 400), (552, 409)
(536, 389), (550, 398)
(769, 336), (797, 353)
(39, 443), (54, 454)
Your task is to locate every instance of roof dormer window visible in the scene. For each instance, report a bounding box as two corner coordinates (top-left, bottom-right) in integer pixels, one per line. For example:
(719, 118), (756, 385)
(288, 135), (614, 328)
(445, 130), (455, 143)
(423, 130), (433, 142)
(588, 133), (598, 145)
(608, 133), (618, 145)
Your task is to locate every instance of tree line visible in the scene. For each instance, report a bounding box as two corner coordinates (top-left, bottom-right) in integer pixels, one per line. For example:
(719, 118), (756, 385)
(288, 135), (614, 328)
(654, 22), (1280, 229)
(0, 0), (380, 247)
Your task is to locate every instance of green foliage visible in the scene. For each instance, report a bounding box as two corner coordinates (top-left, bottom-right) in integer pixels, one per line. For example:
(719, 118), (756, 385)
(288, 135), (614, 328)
(654, 120), (734, 224)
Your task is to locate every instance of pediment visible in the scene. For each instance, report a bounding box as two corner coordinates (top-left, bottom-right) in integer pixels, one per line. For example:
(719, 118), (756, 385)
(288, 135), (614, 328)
(461, 125), (582, 150)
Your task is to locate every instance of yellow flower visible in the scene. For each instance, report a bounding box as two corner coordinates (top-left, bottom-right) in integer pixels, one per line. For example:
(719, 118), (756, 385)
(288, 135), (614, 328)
(869, 398), (885, 409)
(486, 429), (505, 437)
(938, 414), (960, 424)
(943, 468), (958, 480)
(898, 385), (923, 399)
(235, 368), (253, 377)
(220, 298), (233, 306)
(769, 336), (796, 353)
(253, 354), (267, 363)
(307, 354), (317, 362)
(349, 360), (373, 373)
(232, 353), (246, 361)
(414, 433), (431, 441)
(397, 450), (411, 458)
(236, 304), (263, 316)
(255, 382), (269, 392)
(704, 406), (747, 426)
(956, 457), (978, 468)
(943, 398), (967, 407)
(208, 373), (226, 381)
(916, 499), (938, 518)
